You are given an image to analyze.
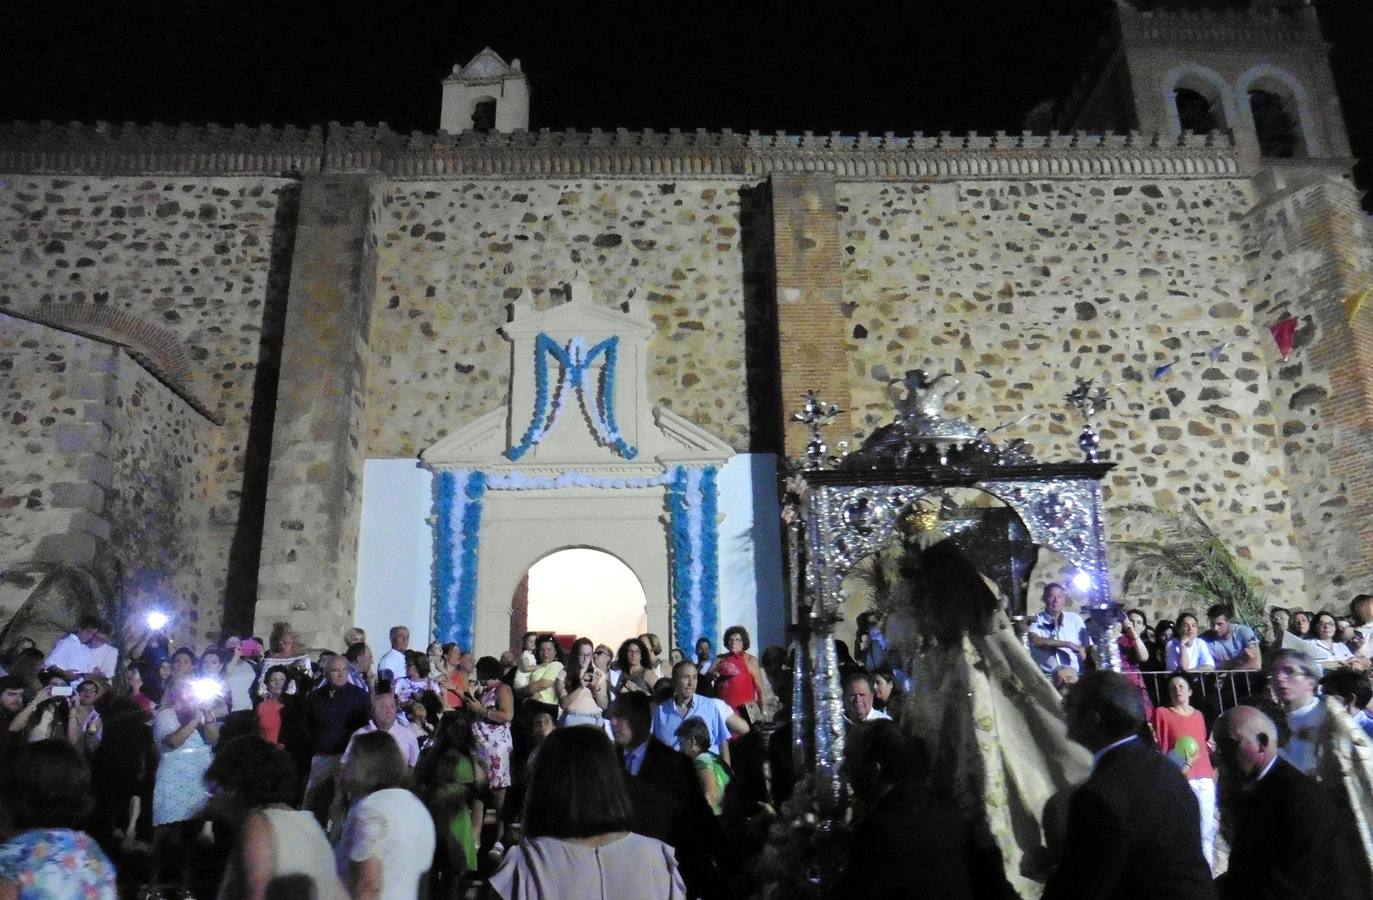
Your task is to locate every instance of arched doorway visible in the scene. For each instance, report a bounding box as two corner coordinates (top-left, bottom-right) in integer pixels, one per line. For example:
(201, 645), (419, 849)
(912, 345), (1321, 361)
(514, 548), (648, 650)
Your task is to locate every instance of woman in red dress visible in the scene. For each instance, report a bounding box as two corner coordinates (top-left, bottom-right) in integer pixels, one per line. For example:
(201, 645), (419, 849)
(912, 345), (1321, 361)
(713, 626), (771, 719)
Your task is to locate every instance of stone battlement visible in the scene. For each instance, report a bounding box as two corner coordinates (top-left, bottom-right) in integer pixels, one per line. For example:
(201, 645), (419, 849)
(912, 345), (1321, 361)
(0, 120), (325, 176)
(0, 119), (1239, 180)
(1119, 3), (1324, 49)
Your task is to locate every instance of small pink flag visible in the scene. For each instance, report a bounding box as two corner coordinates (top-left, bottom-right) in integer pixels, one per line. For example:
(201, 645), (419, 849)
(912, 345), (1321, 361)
(1270, 317), (1298, 361)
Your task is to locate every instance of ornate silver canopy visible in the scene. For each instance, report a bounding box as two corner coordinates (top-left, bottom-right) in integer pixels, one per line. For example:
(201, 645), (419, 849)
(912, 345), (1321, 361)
(784, 375), (1117, 818)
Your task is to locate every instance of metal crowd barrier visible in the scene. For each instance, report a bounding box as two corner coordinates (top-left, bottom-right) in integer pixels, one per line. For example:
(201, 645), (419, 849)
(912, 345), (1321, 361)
(1136, 669), (1265, 725)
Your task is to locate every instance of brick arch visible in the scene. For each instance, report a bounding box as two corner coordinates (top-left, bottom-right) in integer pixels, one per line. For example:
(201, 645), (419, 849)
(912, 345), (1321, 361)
(18, 303), (196, 388)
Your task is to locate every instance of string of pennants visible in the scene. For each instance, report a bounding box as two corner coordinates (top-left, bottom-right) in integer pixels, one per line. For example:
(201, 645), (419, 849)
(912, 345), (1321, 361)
(1150, 316), (1295, 380)
(1148, 289), (1368, 380)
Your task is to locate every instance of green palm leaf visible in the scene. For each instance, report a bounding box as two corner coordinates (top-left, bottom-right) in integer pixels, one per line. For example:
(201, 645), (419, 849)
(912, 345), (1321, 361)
(1111, 503), (1269, 633)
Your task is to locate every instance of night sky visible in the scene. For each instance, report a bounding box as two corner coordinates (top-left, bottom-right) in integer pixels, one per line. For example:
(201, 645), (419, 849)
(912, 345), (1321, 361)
(2, 1), (1370, 196)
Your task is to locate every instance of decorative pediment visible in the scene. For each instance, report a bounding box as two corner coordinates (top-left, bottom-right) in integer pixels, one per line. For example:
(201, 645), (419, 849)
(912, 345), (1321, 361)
(449, 48), (522, 82)
(420, 276), (733, 472)
(500, 276), (655, 340)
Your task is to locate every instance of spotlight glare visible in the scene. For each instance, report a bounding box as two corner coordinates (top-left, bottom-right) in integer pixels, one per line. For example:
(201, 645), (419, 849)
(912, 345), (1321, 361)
(1071, 570), (1093, 592)
(188, 677), (222, 705)
(145, 611), (169, 630)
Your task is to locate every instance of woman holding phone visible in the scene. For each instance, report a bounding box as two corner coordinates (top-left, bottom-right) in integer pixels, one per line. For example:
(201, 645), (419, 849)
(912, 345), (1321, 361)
(150, 677), (219, 891)
(556, 638), (610, 729)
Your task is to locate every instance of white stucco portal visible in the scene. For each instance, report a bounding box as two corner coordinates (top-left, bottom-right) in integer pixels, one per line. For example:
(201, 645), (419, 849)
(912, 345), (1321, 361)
(525, 548), (649, 647)
(473, 487), (672, 658)
(355, 453), (785, 656)
(412, 276), (742, 658)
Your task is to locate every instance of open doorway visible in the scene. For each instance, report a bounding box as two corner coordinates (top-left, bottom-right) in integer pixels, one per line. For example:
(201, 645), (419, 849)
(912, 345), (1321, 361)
(515, 548), (649, 651)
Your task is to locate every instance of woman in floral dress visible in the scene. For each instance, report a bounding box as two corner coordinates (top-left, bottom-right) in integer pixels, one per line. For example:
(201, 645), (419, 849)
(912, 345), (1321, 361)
(468, 655), (515, 859)
(0, 741), (116, 900)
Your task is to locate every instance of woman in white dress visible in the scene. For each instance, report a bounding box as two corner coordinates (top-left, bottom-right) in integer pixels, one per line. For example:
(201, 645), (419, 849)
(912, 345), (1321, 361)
(206, 735), (347, 900)
(336, 730), (436, 900)
(150, 678), (219, 890)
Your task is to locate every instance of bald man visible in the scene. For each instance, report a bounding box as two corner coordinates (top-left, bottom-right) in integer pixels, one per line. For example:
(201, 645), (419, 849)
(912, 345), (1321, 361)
(1213, 706), (1370, 899)
(1046, 672), (1214, 900)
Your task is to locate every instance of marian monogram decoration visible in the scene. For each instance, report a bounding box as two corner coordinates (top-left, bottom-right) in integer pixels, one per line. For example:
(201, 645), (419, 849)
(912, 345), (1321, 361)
(506, 332), (637, 461)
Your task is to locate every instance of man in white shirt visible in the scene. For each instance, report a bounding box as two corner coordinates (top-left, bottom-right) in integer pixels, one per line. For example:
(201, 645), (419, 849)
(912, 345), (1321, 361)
(44, 615), (100, 681)
(342, 691), (419, 768)
(86, 624), (119, 680)
(1028, 583), (1090, 676)
(842, 671), (890, 725)
(376, 626), (410, 682)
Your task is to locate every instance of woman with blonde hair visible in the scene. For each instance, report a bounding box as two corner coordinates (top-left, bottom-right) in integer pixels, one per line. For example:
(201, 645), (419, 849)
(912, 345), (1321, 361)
(336, 731), (435, 900)
(524, 635), (564, 706)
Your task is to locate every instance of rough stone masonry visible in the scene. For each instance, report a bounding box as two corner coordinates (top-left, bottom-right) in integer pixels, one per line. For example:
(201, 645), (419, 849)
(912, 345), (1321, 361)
(2, 5), (1372, 646)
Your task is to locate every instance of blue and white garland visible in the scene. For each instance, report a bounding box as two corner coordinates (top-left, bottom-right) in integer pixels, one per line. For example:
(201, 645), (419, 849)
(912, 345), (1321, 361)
(433, 462), (719, 653)
(484, 470), (671, 491)
(668, 465), (720, 653)
(507, 333), (638, 461)
(432, 469), (487, 650)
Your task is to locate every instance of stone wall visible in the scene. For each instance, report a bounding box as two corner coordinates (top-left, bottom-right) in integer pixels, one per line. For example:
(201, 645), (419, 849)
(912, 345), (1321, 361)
(0, 321), (102, 573)
(104, 359), (211, 645)
(0, 318), (212, 647)
(255, 176), (378, 647)
(3, 127), (1370, 644)
(1242, 175), (1373, 612)
(0, 174), (296, 648)
(365, 178), (756, 457)
(836, 177), (1310, 614)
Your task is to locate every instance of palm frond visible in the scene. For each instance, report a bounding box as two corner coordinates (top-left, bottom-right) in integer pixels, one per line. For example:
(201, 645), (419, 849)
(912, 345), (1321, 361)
(1111, 502), (1269, 631)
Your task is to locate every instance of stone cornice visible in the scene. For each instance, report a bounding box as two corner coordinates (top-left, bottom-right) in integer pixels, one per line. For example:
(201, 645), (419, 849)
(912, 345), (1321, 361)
(0, 121), (323, 176)
(329, 125), (1241, 179)
(1119, 5), (1325, 51)
(0, 120), (1241, 181)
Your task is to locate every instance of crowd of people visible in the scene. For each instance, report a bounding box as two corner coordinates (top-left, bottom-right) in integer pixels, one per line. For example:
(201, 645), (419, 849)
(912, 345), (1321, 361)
(1023, 586), (1373, 896)
(0, 616), (786, 898)
(0, 583), (1368, 898)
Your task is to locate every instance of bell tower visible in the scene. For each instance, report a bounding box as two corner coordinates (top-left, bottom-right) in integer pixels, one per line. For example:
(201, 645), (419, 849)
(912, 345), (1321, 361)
(440, 48), (531, 135)
(1059, 1), (1351, 169)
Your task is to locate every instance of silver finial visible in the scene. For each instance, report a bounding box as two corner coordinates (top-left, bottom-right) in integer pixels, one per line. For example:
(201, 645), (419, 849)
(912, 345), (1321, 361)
(792, 391), (842, 470)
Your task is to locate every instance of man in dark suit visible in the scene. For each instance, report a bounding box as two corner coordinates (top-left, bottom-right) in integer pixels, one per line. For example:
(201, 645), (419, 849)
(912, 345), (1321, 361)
(608, 692), (731, 898)
(1045, 671), (1216, 900)
(838, 719), (1014, 899)
(1212, 705), (1371, 899)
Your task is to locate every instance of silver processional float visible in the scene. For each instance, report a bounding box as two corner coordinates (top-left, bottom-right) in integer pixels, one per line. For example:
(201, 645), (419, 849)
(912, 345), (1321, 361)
(781, 371), (1120, 820)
